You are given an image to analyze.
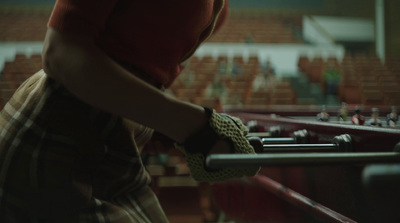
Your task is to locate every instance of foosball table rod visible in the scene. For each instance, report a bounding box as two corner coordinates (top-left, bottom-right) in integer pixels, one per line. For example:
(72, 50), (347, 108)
(206, 152), (400, 169)
(247, 129), (309, 144)
(248, 133), (353, 153)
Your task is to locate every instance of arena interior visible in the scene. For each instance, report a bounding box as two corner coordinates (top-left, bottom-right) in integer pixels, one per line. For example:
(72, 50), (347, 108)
(1, 0), (400, 223)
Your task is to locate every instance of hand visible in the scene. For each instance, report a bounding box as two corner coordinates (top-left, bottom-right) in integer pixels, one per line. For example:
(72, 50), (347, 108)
(176, 108), (260, 182)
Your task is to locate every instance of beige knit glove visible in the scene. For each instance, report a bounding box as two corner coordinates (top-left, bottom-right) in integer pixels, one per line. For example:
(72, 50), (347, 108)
(176, 108), (260, 182)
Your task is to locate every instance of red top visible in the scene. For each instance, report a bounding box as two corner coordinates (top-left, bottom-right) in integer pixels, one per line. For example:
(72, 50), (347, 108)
(48, 0), (228, 87)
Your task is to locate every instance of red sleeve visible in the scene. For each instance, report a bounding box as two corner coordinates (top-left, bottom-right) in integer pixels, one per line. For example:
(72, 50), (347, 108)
(48, 0), (119, 37)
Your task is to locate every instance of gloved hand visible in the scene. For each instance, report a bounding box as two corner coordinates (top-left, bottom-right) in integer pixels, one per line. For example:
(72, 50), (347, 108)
(176, 107), (260, 182)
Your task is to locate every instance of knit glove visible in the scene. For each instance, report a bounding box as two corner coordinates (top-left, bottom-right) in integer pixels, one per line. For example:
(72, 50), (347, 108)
(176, 108), (260, 182)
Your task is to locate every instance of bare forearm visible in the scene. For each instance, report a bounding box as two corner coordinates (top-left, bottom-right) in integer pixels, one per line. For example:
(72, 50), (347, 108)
(42, 28), (206, 143)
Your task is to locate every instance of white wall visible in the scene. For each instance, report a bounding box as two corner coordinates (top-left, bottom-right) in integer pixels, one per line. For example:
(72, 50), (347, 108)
(0, 42), (43, 72)
(304, 16), (375, 43)
(303, 16), (335, 45)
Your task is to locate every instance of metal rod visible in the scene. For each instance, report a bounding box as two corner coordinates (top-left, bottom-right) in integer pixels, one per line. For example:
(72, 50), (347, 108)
(262, 144), (337, 152)
(247, 132), (271, 138)
(206, 152), (400, 169)
(262, 137), (295, 144)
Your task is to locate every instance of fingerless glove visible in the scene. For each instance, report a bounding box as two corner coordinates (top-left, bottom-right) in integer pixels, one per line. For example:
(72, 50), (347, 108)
(176, 108), (260, 182)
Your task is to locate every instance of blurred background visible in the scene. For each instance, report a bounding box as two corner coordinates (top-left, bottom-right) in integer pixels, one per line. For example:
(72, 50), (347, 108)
(1, 0), (399, 222)
(1, 0), (399, 113)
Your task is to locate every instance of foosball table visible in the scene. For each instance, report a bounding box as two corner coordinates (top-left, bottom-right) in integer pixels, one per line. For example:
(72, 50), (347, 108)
(143, 111), (400, 223)
(208, 112), (400, 223)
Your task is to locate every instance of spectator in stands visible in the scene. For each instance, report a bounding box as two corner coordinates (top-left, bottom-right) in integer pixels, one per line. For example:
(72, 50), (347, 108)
(386, 106), (398, 127)
(351, 106), (365, 125)
(253, 59), (276, 93)
(316, 105), (330, 122)
(367, 107), (383, 127)
(252, 72), (268, 91)
(205, 75), (228, 104)
(252, 70), (275, 100)
(260, 59), (275, 77)
(323, 60), (341, 95)
(231, 60), (243, 78)
(218, 59), (228, 75)
(221, 59), (243, 79)
(0, 0), (259, 222)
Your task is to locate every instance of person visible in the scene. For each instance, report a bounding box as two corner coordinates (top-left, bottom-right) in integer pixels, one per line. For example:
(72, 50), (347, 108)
(260, 59), (275, 77)
(386, 106), (398, 127)
(351, 106), (365, 125)
(323, 60), (341, 95)
(252, 72), (268, 92)
(231, 60), (243, 78)
(0, 0), (259, 222)
(218, 59), (228, 75)
(316, 105), (330, 122)
(205, 75), (228, 104)
(367, 107), (382, 127)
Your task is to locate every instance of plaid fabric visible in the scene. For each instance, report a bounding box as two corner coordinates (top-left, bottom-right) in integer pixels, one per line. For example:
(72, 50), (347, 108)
(0, 70), (169, 222)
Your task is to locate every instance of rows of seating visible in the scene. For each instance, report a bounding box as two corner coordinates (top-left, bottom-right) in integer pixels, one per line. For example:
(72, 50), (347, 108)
(208, 13), (304, 43)
(0, 8), (303, 44)
(0, 10), (50, 41)
(0, 54), (43, 109)
(0, 54), (297, 110)
(0, 9), (303, 111)
(298, 53), (400, 106)
(169, 56), (297, 109)
(1, 52), (399, 111)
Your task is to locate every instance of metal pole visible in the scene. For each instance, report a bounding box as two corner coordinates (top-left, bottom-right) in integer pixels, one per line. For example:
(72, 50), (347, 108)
(206, 152), (400, 169)
(375, 0), (385, 63)
(262, 143), (337, 152)
(262, 137), (296, 144)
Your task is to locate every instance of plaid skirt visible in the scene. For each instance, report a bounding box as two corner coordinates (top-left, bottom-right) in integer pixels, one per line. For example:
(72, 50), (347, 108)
(0, 70), (169, 222)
